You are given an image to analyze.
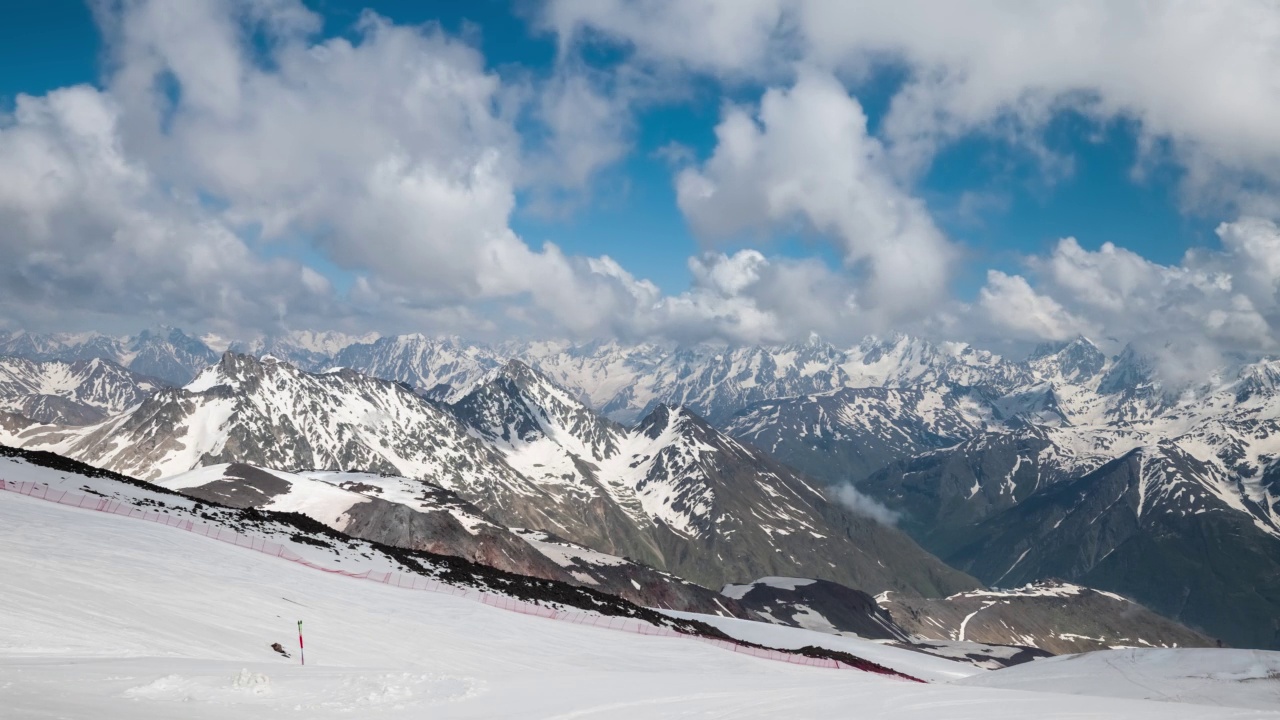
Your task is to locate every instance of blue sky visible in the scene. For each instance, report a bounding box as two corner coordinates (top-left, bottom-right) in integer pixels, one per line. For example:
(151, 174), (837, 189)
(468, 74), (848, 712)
(1, 0), (1277, 359)
(0, 0), (1215, 298)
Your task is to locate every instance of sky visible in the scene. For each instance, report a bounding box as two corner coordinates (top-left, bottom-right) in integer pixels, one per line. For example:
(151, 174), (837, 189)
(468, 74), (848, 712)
(3, 1), (1280, 373)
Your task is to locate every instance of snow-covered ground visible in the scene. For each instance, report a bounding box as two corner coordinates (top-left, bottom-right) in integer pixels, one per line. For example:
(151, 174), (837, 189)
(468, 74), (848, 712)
(957, 648), (1280, 710)
(3, 489), (1279, 717)
(663, 610), (982, 683)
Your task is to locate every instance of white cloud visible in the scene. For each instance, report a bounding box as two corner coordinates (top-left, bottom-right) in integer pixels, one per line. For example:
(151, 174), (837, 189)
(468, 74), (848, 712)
(10, 0), (1280, 364)
(676, 70), (957, 323)
(0, 83), (333, 336)
(520, 63), (635, 214)
(637, 251), (868, 345)
(978, 271), (1092, 342)
(0, 0), (665, 339)
(543, 0), (793, 79)
(546, 0), (1280, 212)
(18, 0), (908, 345)
(831, 484), (900, 525)
(976, 218), (1280, 379)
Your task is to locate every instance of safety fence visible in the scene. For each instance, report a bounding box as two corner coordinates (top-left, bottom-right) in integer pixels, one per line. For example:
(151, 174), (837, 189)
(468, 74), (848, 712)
(0, 478), (908, 676)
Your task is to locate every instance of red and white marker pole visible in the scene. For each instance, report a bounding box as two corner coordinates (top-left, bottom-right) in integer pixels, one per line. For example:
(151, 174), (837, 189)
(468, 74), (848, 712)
(297, 620), (305, 666)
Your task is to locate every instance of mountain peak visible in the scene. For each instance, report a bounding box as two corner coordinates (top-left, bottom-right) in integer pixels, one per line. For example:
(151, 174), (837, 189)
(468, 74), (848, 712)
(636, 402), (713, 441)
(185, 351), (285, 392)
(1097, 343), (1155, 395)
(1029, 335), (1105, 384)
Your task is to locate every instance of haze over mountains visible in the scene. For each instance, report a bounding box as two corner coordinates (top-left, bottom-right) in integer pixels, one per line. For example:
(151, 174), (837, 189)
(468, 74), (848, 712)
(2, 326), (1278, 650)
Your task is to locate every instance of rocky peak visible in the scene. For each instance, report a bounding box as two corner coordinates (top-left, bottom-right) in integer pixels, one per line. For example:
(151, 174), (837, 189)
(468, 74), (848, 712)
(1029, 336), (1105, 384)
(1097, 344), (1155, 395)
(637, 403), (685, 440)
(1235, 359), (1280, 401)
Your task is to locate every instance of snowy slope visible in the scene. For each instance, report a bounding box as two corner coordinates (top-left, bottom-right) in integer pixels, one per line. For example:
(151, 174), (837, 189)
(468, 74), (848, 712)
(10, 328), (1280, 651)
(956, 648), (1280, 711)
(4, 465), (1276, 718)
(11, 354), (975, 598)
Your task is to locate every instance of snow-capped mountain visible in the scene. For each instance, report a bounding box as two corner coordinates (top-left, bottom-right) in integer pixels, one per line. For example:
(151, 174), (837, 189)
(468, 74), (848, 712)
(8, 326), (1280, 649)
(157, 461), (744, 616)
(448, 359), (979, 596)
(22, 353), (598, 544)
(0, 356), (163, 426)
(13, 353), (974, 597)
(124, 327), (221, 385)
(229, 331), (381, 372)
(863, 438), (1280, 649)
(724, 384), (998, 485)
(0, 330), (104, 359)
(511, 334), (1025, 424)
(0, 327), (217, 385)
(333, 334), (503, 402)
(701, 336), (1280, 650)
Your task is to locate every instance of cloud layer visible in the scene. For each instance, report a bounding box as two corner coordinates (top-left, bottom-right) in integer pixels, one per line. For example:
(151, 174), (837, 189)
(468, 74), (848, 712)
(3, 0), (1280, 374)
(547, 0), (1280, 211)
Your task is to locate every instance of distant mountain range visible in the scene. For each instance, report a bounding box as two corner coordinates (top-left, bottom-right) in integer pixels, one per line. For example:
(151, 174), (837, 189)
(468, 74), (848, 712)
(2, 327), (1278, 648)
(0, 328), (219, 386)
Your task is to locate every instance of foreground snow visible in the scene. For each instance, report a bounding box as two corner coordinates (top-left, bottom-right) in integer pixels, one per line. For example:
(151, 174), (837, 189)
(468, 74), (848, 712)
(2, 490), (1278, 717)
(663, 610), (981, 683)
(957, 648), (1280, 710)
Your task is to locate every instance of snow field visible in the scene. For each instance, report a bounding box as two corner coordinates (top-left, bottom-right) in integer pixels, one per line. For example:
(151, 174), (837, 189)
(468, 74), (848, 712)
(1, 480), (1278, 717)
(663, 610), (979, 683)
(957, 648), (1280, 710)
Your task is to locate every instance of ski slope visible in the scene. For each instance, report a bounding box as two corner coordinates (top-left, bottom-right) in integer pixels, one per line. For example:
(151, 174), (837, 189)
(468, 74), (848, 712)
(957, 648), (1280, 710)
(2, 487), (1278, 717)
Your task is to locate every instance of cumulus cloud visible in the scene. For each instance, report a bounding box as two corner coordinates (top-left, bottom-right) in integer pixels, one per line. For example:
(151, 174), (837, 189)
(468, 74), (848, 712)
(676, 70), (957, 322)
(0, 0), (663, 339)
(543, 0), (794, 79)
(978, 271), (1093, 343)
(0, 83), (334, 336)
(977, 218), (1280, 381)
(641, 251), (865, 345)
(546, 0), (1280, 213)
(10, 0), (1280, 363)
(0, 0), (947, 346)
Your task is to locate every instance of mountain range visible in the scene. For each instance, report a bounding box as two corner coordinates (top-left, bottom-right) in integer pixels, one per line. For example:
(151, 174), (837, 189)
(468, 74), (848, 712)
(2, 327), (1279, 648)
(7, 351), (974, 598)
